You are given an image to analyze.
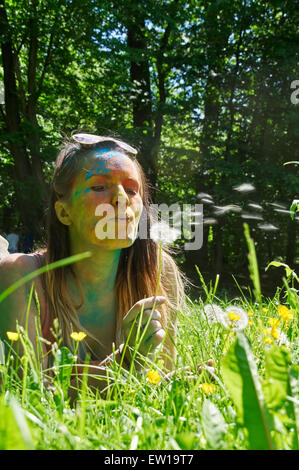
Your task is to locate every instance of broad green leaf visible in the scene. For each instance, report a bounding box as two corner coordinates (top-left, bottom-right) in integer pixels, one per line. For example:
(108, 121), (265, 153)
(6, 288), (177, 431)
(286, 287), (299, 310)
(9, 398), (34, 450)
(263, 345), (291, 410)
(202, 399), (227, 449)
(0, 397), (33, 450)
(221, 333), (274, 450)
(288, 365), (299, 449)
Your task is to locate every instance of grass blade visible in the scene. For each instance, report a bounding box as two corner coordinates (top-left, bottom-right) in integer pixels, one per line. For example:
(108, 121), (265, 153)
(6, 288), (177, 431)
(221, 332), (274, 449)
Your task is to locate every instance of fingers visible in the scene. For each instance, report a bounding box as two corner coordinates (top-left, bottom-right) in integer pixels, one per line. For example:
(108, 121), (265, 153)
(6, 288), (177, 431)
(123, 296), (166, 325)
(133, 314), (165, 346)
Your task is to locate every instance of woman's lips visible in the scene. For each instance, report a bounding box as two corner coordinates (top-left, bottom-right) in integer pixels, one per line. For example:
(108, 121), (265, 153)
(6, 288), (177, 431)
(107, 216), (133, 222)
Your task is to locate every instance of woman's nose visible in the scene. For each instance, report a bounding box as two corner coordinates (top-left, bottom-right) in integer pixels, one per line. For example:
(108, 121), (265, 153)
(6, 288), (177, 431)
(111, 185), (129, 207)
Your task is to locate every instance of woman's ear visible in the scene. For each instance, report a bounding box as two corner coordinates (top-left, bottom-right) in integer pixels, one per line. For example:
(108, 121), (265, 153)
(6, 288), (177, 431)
(54, 201), (72, 226)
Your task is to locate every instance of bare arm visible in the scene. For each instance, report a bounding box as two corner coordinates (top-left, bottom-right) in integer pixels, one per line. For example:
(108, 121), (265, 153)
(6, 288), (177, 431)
(0, 254), (48, 369)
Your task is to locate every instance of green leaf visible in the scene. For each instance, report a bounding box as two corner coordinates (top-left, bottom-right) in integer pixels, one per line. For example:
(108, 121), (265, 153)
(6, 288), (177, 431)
(221, 333), (274, 450)
(54, 346), (74, 399)
(202, 399), (227, 449)
(263, 345), (291, 410)
(0, 397), (33, 450)
(175, 432), (197, 450)
(290, 199), (299, 221)
(265, 261), (297, 281)
(288, 365), (299, 449)
(243, 224), (262, 304)
(286, 287), (299, 310)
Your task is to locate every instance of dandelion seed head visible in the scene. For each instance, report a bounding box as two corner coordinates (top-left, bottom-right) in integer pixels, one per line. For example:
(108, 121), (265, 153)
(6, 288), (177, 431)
(201, 304), (225, 324)
(233, 183), (256, 193)
(219, 306), (248, 330)
(150, 221), (180, 245)
(257, 223), (279, 231)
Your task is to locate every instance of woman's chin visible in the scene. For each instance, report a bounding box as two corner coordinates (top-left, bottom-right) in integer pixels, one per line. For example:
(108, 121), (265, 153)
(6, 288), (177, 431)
(93, 235), (137, 250)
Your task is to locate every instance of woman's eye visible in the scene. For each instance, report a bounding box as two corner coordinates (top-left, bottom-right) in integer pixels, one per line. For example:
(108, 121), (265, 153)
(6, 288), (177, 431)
(126, 189), (137, 195)
(91, 186), (105, 192)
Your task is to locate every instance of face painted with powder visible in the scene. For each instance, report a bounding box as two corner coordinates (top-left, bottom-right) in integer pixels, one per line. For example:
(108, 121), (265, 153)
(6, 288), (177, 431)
(61, 148), (143, 250)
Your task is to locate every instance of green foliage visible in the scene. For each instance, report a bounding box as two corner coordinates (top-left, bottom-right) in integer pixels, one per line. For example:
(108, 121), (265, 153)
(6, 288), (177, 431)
(201, 399), (227, 449)
(243, 223), (262, 304)
(221, 333), (274, 450)
(290, 199), (299, 221)
(263, 345), (291, 410)
(53, 346), (74, 412)
(0, 396), (33, 450)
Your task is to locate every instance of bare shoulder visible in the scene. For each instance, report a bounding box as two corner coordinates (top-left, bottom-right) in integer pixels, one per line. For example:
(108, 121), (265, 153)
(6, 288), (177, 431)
(0, 253), (38, 284)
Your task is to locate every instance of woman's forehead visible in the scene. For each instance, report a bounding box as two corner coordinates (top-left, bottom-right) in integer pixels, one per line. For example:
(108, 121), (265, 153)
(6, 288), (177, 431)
(77, 150), (140, 182)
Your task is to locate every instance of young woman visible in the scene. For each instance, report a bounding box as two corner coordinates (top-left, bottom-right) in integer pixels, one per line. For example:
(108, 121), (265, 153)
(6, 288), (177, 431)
(0, 134), (188, 385)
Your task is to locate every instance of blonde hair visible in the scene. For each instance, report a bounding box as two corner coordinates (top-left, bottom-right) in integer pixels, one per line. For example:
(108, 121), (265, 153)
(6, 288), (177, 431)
(44, 136), (189, 371)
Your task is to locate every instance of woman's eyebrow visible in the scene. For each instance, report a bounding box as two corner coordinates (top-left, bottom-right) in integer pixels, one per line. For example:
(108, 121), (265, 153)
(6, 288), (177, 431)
(83, 171), (139, 183)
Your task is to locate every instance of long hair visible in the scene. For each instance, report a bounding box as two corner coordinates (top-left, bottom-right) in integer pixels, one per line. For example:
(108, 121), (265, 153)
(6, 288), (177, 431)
(44, 136), (189, 371)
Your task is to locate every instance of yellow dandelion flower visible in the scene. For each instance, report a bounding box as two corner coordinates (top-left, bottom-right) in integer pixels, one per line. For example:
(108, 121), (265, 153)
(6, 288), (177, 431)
(278, 305), (293, 323)
(262, 308), (268, 313)
(248, 320), (253, 326)
(201, 383), (216, 394)
(265, 337), (273, 344)
(227, 312), (241, 322)
(146, 370), (161, 384)
(247, 311), (254, 317)
(271, 328), (280, 340)
(263, 326), (280, 341)
(6, 331), (19, 342)
(268, 318), (280, 328)
(70, 331), (87, 342)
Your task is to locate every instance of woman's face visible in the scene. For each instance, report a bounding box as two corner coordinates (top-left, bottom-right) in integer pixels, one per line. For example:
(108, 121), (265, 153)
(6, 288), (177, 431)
(62, 148), (144, 249)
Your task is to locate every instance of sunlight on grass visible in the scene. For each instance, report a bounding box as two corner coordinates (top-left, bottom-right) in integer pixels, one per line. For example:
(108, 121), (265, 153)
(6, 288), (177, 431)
(0, 245), (298, 450)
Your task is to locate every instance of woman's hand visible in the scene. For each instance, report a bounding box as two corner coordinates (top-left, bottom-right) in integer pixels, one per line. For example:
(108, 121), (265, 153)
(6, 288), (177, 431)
(122, 296), (166, 366)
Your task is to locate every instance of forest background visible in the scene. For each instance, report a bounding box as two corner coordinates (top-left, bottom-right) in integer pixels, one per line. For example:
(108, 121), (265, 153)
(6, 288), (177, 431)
(0, 0), (298, 300)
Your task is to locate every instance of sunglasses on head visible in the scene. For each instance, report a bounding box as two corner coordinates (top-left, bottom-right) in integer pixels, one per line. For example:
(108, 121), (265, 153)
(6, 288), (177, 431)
(72, 133), (138, 156)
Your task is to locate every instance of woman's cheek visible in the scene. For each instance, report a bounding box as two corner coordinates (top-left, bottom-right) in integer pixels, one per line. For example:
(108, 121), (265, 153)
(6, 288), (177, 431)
(132, 197), (143, 221)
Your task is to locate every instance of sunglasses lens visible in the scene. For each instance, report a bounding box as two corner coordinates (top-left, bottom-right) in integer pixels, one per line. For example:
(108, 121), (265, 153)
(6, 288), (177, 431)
(72, 133), (137, 155)
(72, 133), (101, 145)
(115, 141), (138, 155)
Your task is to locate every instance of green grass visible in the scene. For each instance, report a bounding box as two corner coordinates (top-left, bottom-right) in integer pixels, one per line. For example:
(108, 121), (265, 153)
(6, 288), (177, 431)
(0, 276), (298, 450)
(0, 226), (298, 450)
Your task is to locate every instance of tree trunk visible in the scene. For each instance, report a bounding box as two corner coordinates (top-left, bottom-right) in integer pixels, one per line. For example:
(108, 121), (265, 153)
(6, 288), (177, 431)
(0, 0), (45, 232)
(126, 17), (155, 187)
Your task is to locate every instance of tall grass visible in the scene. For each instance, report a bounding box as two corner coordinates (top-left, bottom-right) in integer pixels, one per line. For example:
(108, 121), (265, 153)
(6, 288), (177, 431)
(0, 240), (298, 450)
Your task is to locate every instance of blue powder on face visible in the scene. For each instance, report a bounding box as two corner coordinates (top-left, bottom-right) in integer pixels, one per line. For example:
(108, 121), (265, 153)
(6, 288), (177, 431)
(84, 151), (125, 181)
